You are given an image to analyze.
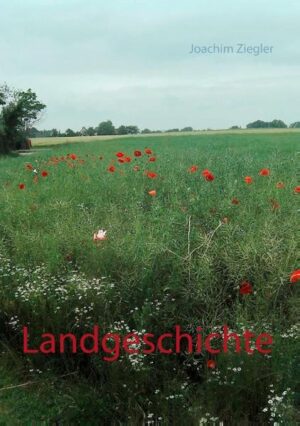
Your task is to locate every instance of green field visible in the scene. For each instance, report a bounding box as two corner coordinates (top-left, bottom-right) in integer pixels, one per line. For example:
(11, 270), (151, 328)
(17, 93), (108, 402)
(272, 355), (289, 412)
(0, 132), (299, 424)
(31, 128), (300, 147)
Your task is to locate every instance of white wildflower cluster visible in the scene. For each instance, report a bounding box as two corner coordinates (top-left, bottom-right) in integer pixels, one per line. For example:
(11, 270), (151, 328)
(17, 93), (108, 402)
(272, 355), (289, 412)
(29, 368), (43, 375)
(140, 294), (176, 317)
(145, 413), (163, 424)
(261, 385), (294, 423)
(165, 393), (184, 400)
(110, 321), (147, 371)
(198, 412), (220, 424)
(8, 315), (21, 331)
(184, 356), (202, 372)
(280, 323), (299, 339)
(0, 250), (115, 328)
(207, 361), (244, 386)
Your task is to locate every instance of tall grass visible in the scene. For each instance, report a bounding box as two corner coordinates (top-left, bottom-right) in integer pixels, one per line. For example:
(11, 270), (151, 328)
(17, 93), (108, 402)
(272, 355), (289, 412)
(0, 133), (299, 424)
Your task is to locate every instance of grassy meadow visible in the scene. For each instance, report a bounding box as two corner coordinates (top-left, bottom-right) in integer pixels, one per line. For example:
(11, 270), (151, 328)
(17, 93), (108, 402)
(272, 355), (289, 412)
(0, 131), (299, 424)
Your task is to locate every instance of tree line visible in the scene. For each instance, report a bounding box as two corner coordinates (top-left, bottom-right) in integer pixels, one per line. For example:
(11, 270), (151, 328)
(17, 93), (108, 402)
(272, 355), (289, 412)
(28, 124), (196, 138)
(29, 121), (139, 138)
(246, 119), (300, 129)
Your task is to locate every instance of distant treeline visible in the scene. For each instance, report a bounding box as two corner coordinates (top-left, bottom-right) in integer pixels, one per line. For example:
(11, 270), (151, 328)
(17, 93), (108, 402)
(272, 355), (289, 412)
(29, 119), (300, 138)
(245, 119), (300, 129)
(29, 123), (197, 137)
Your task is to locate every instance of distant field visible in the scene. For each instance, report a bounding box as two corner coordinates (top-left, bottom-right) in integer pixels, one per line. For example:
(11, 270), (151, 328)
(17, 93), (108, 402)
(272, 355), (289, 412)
(32, 127), (300, 146)
(0, 132), (299, 424)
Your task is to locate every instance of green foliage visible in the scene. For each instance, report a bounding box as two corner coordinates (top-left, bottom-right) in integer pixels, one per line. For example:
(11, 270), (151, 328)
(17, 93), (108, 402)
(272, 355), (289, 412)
(116, 124), (139, 135)
(65, 128), (76, 137)
(96, 120), (115, 135)
(289, 121), (300, 128)
(87, 126), (95, 136)
(0, 85), (45, 153)
(247, 119), (288, 129)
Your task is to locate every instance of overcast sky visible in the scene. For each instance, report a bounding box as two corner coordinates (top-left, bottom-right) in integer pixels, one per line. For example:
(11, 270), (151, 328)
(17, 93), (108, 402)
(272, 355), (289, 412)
(1, 0), (299, 130)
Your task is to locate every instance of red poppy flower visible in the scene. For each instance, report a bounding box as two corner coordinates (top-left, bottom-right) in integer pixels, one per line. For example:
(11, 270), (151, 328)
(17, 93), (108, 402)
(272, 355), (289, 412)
(205, 172), (214, 181)
(18, 183), (25, 190)
(148, 190), (157, 196)
(276, 182), (285, 189)
(118, 158), (125, 163)
(146, 171), (157, 179)
(201, 169), (214, 181)
(188, 165), (198, 173)
(294, 186), (300, 194)
(259, 168), (270, 176)
(231, 197), (239, 205)
(41, 170), (48, 177)
(207, 360), (216, 369)
(116, 152), (124, 158)
(107, 165), (116, 173)
(239, 281), (253, 295)
(244, 176), (253, 184)
(69, 154), (77, 160)
(149, 157), (156, 162)
(290, 269), (300, 283)
(145, 148), (152, 155)
(26, 164), (33, 171)
(134, 150), (142, 157)
(124, 156), (132, 163)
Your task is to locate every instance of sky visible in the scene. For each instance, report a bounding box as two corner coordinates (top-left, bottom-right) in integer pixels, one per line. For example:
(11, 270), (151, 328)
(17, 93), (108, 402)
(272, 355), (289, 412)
(1, 0), (299, 131)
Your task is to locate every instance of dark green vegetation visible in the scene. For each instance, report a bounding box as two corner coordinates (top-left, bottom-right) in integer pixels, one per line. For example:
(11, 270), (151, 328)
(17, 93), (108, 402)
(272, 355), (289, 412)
(0, 133), (299, 424)
(0, 85), (45, 154)
(246, 119), (288, 129)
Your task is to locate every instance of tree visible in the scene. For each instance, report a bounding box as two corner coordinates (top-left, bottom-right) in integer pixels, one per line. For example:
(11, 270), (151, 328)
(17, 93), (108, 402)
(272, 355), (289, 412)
(87, 127), (95, 136)
(14, 88), (46, 132)
(116, 125), (139, 135)
(290, 122), (300, 128)
(96, 120), (115, 135)
(181, 126), (193, 132)
(246, 120), (268, 128)
(0, 85), (45, 153)
(246, 119), (287, 129)
(270, 119), (287, 128)
(51, 129), (59, 137)
(65, 128), (76, 137)
(125, 125), (139, 134)
(141, 128), (151, 134)
(116, 125), (128, 135)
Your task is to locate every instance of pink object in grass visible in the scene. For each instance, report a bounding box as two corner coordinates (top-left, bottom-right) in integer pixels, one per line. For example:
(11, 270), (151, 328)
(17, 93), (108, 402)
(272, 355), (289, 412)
(93, 229), (107, 241)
